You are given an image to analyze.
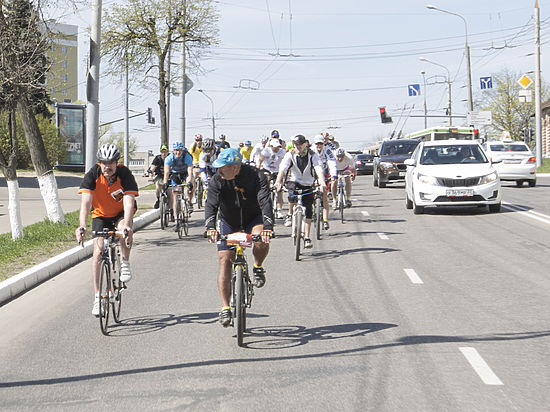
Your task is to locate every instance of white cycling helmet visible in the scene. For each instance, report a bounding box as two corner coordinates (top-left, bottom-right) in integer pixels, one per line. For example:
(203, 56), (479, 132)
(313, 134), (325, 144)
(97, 143), (120, 162)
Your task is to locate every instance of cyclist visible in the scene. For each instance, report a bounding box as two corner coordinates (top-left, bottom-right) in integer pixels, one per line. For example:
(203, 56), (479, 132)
(250, 136), (268, 166)
(331, 148), (356, 209)
(216, 134), (231, 151)
(163, 142), (194, 217)
(75, 143), (138, 317)
(205, 148), (274, 327)
(150, 144), (169, 209)
(313, 134), (337, 230)
(198, 138), (217, 187)
(275, 134), (326, 249)
(189, 134), (203, 203)
(258, 138), (286, 219)
(240, 140), (253, 163)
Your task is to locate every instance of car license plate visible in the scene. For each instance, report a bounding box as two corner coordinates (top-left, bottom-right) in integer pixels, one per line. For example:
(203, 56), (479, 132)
(399, 171), (406, 177)
(446, 189), (474, 197)
(503, 160), (521, 164)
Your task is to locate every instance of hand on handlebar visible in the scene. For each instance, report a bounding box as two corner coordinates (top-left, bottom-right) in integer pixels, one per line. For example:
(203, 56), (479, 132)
(122, 226), (133, 247)
(260, 229), (273, 244)
(206, 228), (219, 243)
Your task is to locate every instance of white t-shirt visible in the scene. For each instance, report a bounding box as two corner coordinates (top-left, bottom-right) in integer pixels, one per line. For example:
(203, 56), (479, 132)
(335, 152), (355, 172)
(316, 146), (337, 177)
(260, 147), (286, 173)
(199, 151), (217, 169)
(250, 142), (265, 165)
(278, 150), (322, 186)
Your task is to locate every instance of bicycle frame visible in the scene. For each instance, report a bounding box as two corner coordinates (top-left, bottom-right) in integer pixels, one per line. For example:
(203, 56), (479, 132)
(289, 188), (315, 261)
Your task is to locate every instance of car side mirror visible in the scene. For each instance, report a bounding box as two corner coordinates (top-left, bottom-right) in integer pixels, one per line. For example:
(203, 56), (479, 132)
(404, 158), (415, 166)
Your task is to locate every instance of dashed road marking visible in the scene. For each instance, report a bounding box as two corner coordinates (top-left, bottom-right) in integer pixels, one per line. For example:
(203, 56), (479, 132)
(377, 232), (389, 240)
(403, 268), (423, 284)
(502, 202), (550, 225)
(361, 211), (370, 217)
(459, 347), (504, 385)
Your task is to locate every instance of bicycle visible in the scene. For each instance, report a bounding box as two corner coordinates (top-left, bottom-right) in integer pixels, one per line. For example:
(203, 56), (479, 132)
(92, 229), (128, 336)
(218, 232), (264, 347)
(335, 170), (352, 223)
(313, 187), (323, 240)
(194, 174), (204, 210)
(172, 183), (190, 239)
(159, 189), (170, 230)
(289, 187), (316, 261)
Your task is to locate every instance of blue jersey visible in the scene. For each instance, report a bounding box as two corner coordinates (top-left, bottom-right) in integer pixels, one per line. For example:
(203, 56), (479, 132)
(164, 151), (193, 173)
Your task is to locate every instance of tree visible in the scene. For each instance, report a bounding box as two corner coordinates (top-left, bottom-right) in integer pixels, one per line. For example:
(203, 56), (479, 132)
(476, 69), (550, 141)
(0, 0), (65, 224)
(102, 0), (219, 148)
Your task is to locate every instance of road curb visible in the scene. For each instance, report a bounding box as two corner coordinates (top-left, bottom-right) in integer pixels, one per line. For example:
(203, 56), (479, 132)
(0, 209), (159, 307)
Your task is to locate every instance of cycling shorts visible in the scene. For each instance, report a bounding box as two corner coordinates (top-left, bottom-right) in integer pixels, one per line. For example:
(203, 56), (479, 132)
(216, 216), (263, 251)
(92, 212), (125, 236)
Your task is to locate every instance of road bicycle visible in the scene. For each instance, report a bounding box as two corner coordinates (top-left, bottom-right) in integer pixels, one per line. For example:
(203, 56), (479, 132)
(312, 186), (323, 241)
(159, 189), (170, 230)
(194, 174), (204, 210)
(335, 170), (353, 223)
(218, 233), (265, 347)
(289, 187), (316, 261)
(172, 183), (190, 239)
(92, 229), (128, 336)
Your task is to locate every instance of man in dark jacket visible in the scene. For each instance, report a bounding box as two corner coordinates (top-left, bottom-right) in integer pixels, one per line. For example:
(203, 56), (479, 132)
(205, 148), (274, 327)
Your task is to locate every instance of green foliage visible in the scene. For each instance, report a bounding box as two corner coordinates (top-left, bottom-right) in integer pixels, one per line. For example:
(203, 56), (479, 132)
(0, 111), (65, 169)
(536, 157), (550, 173)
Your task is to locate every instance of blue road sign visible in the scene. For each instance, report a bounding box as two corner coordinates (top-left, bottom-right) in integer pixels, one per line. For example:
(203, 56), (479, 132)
(480, 76), (492, 89)
(408, 84), (421, 96)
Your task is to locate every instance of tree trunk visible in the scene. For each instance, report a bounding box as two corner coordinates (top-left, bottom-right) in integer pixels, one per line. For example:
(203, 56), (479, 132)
(16, 94), (65, 224)
(158, 53), (168, 148)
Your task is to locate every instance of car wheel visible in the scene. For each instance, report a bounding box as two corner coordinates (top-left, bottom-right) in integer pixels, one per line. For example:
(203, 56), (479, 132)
(488, 202), (501, 213)
(378, 173), (386, 188)
(528, 179), (536, 187)
(413, 200), (424, 215)
(515, 180), (524, 187)
(405, 193), (413, 209)
(373, 170), (379, 187)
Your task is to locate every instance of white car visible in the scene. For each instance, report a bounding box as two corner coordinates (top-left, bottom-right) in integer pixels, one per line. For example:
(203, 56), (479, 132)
(482, 140), (536, 187)
(404, 140), (501, 214)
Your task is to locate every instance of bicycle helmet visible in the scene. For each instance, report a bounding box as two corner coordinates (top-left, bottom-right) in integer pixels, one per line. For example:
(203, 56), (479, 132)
(97, 143), (120, 162)
(173, 142), (184, 150)
(313, 134), (325, 144)
(239, 142), (244, 147)
(271, 130), (280, 138)
(219, 134), (226, 140)
(261, 136), (268, 144)
(202, 138), (215, 152)
(336, 148), (345, 157)
(245, 140), (252, 146)
(292, 134), (307, 145)
(212, 148), (242, 168)
(194, 134), (203, 141)
(160, 144), (168, 152)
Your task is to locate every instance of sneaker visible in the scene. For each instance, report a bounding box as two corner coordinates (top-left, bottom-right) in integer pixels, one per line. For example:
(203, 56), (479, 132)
(332, 200), (337, 210)
(284, 215), (292, 227)
(219, 308), (232, 327)
(304, 238), (313, 249)
(276, 209), (285, 219)
(252, 266), (266, 288)
(120, 261), (132, 283)
(187, 201), (194, 214)
(346, 200), (352, 208)
(154, 199), (160, 209)
(92, 295), (100, 317)
(323, 220), (330, 230)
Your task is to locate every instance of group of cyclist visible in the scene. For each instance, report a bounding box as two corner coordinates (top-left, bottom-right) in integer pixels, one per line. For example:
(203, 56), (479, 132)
(76, 130), (356, 326)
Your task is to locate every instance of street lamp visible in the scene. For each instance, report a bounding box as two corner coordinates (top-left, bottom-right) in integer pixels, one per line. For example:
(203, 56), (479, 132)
(419, 57), (452, 126)
(426, 4), (473, 114)
(421, 70), (427, 129)
(197, 89), (215, 140)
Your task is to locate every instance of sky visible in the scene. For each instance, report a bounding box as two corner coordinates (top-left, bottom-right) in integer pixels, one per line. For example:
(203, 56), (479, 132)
(48, 0), (546, 152)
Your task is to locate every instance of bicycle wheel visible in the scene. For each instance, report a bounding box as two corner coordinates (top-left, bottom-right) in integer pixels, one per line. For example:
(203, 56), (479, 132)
(196, 178), (203, 209)
(235, 265), (246, 347)
(183, 199), (189, 236)
(339, 191), (345, 223)
(98, 260), (111, 335)
(111, 247), (122, 323)
(314, 195), (322, 240)
(160, 196), (166, 230)
(177, 209), (184, 239)
(294, 209), (303, 261)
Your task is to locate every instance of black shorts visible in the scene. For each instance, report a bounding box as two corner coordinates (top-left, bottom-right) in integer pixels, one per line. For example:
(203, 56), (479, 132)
(92, 212), (124, 236)
(286, 182), (314, 219)
(170, 172), (188, 186)
(216, 216), (263, 251)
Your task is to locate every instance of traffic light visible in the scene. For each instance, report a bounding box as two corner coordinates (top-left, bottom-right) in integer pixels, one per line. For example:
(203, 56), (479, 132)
(147, 107), (155, 124)
(379, 107), (392, 124)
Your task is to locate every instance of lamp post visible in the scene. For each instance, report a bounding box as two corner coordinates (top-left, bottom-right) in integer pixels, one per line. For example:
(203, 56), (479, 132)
(197, 89), (215, 140)
(426, 4), (473, 114)
(419, 57), (452, 126)
(421, 70), (427, 129)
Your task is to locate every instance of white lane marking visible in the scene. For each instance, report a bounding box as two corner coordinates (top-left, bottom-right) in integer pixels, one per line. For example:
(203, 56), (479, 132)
(377, 232), (389, 240)
(502, 202), (550, 225)
(361, 211), (370, 217)
(459, 347), (504, 385)
(403, 268), (423, 284)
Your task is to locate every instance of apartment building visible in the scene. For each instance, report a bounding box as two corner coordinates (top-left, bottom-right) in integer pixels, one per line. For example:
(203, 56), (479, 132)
(45, 22), (78, 103)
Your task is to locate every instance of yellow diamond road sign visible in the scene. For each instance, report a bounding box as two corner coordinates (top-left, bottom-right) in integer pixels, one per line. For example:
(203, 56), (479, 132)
(518, 75), (533, 89)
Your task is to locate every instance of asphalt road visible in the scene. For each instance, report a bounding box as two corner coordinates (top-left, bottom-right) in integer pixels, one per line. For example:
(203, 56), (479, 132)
(1, 176), (549, 411)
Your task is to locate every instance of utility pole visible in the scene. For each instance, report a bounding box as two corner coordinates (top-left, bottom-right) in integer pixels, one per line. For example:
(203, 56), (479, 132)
(167, 47), (171, 143)
(179, 2), (187, 147)
(421, 71), (427, 128)
(85, 0), (102, 171)
(124, 54), (129, 166)
(534, 0), (543, 167)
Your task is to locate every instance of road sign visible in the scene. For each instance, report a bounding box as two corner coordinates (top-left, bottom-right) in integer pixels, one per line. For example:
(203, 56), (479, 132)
(518, 75), (533, 89)
(171, 74), (194, 95)
(408, 84), (421, 96)
(518, 89), (532, 103)
(480, 76), (492, 89)
(467, 110), (492, 126)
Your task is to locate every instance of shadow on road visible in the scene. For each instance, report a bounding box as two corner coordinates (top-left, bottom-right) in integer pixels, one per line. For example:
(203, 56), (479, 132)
(305, 247), (400, 261)
(3, 326), (550, 387)
(0, 176), (82, 189)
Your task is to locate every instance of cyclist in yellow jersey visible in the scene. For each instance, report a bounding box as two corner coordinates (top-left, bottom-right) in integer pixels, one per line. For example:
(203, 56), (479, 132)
(189, 134), (203, 203)
(240, 140), (253, 163)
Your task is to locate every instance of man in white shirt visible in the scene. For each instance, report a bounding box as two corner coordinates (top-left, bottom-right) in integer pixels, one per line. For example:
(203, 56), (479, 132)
(250, 136), (268, 167)
(313, 134), (337, 230)
(331, 148), (356, 209)
(259, 138), (286, 218)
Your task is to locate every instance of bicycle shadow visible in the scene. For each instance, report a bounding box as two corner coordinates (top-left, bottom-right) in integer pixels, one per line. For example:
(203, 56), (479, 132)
(304, 247), (400, 261)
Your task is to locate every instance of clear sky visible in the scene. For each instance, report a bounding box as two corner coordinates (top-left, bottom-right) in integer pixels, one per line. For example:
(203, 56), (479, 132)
(49, 0), (545, 152)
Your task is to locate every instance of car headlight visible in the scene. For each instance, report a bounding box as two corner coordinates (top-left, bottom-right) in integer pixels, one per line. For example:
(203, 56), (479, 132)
(380, 162), (394, 169)
(417, 173), (438, 185)
(479, 171), (498, 184)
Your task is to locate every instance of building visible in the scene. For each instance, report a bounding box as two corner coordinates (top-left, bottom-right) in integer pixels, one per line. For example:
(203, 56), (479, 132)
(129, 151), (155, 177)
(44, 22), (78, 103)
(542, 99), (550, 157)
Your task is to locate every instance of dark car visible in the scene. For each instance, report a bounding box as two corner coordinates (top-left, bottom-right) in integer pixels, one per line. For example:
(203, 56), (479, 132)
(373, 139), (420, 188)
(354, 153), (374, 175)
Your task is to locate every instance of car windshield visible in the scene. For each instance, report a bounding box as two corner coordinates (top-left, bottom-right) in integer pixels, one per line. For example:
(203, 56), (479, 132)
(380, 141), (418, 156)
(356, 154), (373, 160)
(420, 144), (488, 165)
(489, 143), (529, 152)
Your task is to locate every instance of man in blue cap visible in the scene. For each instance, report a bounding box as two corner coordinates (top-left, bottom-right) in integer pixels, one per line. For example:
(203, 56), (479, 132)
(205, 148), (274, 327)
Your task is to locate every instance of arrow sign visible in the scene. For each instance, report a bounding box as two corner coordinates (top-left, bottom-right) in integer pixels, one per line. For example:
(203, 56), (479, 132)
(408, 84), (421, 96)
(480, 76), (492, 89)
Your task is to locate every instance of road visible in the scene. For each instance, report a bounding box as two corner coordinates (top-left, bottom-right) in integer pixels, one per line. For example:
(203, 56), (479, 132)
(1, 176), (549, 411)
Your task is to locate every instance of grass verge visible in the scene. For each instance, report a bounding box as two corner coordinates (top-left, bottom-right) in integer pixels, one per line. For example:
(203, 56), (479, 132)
(536, 158), (550, 173)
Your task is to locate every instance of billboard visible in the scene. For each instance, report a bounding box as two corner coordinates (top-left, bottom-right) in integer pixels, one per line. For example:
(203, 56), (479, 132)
(56, 103), (85, 170)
